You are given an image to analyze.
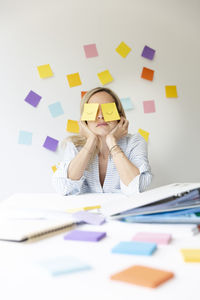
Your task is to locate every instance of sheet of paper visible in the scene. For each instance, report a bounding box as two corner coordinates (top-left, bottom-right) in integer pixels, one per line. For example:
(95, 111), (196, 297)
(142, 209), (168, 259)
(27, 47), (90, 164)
(66, 119), (79, 133)
(81, 103), (99, 121)
(111, 241), (157, 256)
(120, 97), (134, 110)
(48, 102), (64, 118)
(132, 232), (171, 245)
(141, 67), (154, 81)
(67, 72), (82, 87)
(24, 90), (42, 107)
(115, 41), (131, 58)
(43, 136), (59, 151)
(64, 230), (106, 242)
(97, 70), (113, 85)
(18, 130), (32, 145)
(165, 86), (178, 98)
(141, 45), (156, 60)
(101, 103), (120, 122)
(37, 64), (53, 78)
(83, 43), (98, 58)
(143, 100), (156, 113)
(138, 128), (149, 142)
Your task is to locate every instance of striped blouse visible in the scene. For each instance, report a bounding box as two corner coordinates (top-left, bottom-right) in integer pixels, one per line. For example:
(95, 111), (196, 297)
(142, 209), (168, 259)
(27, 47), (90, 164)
(52, 133), (152, 196)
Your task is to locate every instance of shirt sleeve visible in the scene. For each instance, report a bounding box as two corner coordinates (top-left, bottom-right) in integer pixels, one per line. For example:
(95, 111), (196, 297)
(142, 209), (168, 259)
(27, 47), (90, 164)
(120, 134), (152, 196)
(52, 141), (86, 195)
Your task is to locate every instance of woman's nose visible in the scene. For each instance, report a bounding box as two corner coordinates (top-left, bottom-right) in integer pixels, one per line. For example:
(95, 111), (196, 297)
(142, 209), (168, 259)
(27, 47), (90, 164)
(96, 108), (104, 120)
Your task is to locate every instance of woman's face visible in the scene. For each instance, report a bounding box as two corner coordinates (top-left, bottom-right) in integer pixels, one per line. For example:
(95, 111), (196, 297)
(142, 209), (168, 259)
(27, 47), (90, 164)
(87, 91), (119, 137)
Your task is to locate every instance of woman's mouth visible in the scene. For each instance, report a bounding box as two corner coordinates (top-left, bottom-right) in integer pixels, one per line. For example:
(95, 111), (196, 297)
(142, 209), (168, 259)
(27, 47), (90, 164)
(96, 123), (108, 127)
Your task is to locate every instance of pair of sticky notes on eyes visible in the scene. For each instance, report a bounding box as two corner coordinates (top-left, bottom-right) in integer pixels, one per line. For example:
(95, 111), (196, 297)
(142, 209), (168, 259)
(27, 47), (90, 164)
(181, 249), (200, 262)
(39, 256), (91, 276)
(132, 232), (171, 245)
(81, 103), (120, 122)
(73, 211), (105, 225)
(64, 230), (106, 242)
(111, 241), (157, 256)
(111, 265), (174, 288)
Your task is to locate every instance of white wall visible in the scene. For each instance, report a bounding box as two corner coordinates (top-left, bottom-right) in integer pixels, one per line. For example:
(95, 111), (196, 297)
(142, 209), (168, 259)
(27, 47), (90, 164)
(0, 0), (200, 200)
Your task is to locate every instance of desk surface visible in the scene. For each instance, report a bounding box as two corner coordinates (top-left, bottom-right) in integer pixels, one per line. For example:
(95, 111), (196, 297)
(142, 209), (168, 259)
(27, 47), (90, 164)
(1, 193), (200, 300)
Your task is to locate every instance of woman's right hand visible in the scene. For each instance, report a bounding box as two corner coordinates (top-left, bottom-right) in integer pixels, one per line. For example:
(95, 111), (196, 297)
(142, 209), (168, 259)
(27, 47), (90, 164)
(79, 121), (97, 142)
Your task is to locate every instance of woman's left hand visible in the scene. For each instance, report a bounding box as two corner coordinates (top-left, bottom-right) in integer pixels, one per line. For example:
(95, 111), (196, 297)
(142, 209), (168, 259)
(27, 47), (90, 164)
(106, 117), (129, 148)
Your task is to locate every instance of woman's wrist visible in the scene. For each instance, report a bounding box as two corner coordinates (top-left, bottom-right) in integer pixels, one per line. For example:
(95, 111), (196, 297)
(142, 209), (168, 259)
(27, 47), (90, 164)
(106, 134), (116, 149)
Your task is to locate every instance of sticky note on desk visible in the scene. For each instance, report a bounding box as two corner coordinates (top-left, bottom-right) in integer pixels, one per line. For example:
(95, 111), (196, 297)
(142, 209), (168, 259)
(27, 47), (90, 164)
(132, 232), (171, 245)
(64, 230), (106, 242)
(110, 265), (174, 288)
(180, 249), (200, 262)
(111, 241), (157, 256)
(39, 256), (91, 276)
(73, 211), (105, 225)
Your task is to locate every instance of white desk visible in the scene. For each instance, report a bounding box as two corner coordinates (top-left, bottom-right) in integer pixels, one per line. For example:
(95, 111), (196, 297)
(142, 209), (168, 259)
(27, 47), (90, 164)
(1, 193), (200, 300)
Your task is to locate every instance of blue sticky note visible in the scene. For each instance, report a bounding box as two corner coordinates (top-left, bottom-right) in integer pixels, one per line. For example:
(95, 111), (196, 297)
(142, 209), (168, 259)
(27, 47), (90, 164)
(39, 256), (91, 276)
(18, 130), (32, 145)
(111, 241), (157, 256)
(120, 97), (134, 111)
(48, 102), (64, 118)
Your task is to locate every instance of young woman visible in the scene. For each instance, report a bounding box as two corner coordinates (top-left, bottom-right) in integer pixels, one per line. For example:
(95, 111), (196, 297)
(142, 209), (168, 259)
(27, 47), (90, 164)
(52, 87), (152, 196)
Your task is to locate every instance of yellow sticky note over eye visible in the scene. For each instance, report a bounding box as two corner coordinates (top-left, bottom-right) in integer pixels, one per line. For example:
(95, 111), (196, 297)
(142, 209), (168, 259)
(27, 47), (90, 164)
(67, 72), (82, 87)
(81, 103), (99, 121)
(37, 64), (53, 78)
(138, 128), (149, 142)
(66, 120), (80, 133)
(116, 41), (131, 58)
(97, 70), (113, 85)
(51, 165), (57, 173)
(165, 86), (178, 98)
(101, 103), (120, 122)
(181, 249), (200, 262)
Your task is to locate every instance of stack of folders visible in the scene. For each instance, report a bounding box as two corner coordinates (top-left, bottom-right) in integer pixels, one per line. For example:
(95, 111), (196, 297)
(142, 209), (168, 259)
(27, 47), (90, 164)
(106, 183), (200, 225)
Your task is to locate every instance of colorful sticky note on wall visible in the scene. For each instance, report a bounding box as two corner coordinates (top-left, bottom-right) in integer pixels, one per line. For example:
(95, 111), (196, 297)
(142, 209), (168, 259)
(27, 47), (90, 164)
(141, 67), (154, 81)
(81, 91), (88, 99)
(37, 64), (53, 78)
(67, 73), (82, 88)
(180, 249), (200, 262)
(97, 70), (113, 85)
(143, 100), (156, 113)
(81, 103), (99, 121)
(141, 45), (156, 60)
(66, 120), (79, 133)
(83, 43), (98, 58)
(165, 86), (178, 98)
(138, 128), (149, 142)
(120, 97), (134, 111)
(48, 102), (64, 118)
(51, 165), (57, 173)
(43, 136), (59, 152)
(18, 130), (32, 145)
(101, 103), (120, 122)
(115, 41), (131, 58)
(24, 90), (42, 107)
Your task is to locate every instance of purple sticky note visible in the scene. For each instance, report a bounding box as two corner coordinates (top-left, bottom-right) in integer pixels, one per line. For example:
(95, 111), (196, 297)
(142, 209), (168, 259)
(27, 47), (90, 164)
(64, 230), (106, 242)
(141, 45), (156, 60)
(24, 90), (42, 107)
(43, 136), (59, 151)
(83, 44), (98, 58)
(73, 211), (105, 225)
(132, 232), (171, 245)
(143, 100), (156, 113)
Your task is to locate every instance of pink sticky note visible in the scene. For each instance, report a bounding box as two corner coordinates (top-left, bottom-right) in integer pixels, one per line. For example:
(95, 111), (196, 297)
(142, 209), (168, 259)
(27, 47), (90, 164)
(132, 232), (171, 245)
(143, 100), (156, 113)
(83, 44), (98, 58)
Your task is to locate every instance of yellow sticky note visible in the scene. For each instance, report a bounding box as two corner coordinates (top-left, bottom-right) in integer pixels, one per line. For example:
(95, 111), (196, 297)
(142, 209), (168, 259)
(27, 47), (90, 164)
(37, 64), (53, 78)
(116, 41), (131, 58)
(81, 103), (99, 121)
(97, 70), (113, 85)
(101, 103), (120, 122)
(138, 128), (149, 142)
(67, 120), (79, 133)
(67, 72), (82, 87)
(165, 86), (178, 98)
(66, 207), (84, 213)
(84, 205), (101, 211)
(51, 165), (57, 173)
(181, 249), (200, 262)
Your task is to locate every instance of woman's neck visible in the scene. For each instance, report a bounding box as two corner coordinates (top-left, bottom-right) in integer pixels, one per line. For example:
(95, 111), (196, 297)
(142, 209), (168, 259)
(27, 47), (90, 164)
(98, 137), (109, 158)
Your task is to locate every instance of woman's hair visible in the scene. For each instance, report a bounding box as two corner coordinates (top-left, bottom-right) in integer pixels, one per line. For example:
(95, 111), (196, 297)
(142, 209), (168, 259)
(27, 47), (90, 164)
(62, 87), (126, 149)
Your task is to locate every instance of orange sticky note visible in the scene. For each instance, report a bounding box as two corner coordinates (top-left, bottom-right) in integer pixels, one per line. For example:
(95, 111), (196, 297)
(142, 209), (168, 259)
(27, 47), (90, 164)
(37, 64), (53, 78)
(116, 41), (131, 58)
(66, 120), (80, 133)
(81, 91), (87, 99)
(67, 73), (82, 87)
(165, 86), (178, 98)
(141, 67), (154, 81)
(97, 70), (113, 85)
(110, 265), (174, 288)
(138, 128), (149, 142)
